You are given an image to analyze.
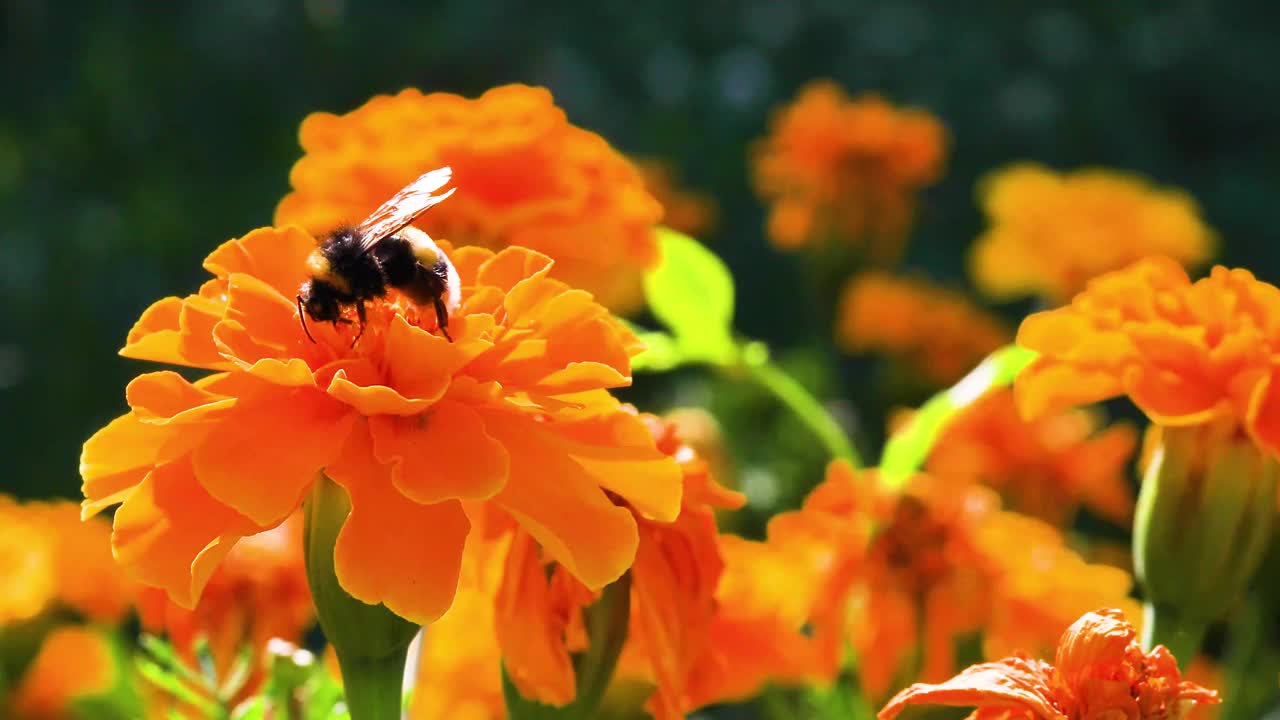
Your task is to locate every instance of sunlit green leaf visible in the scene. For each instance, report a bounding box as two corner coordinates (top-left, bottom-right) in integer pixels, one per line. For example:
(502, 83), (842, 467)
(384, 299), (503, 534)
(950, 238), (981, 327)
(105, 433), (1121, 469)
(642, 227), (736, 364)
(879, 345), (1036, 488)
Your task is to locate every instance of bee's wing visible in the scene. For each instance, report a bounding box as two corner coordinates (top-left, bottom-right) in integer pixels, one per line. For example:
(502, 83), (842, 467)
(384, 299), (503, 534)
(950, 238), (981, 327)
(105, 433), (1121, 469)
(354, 166), (456, 252)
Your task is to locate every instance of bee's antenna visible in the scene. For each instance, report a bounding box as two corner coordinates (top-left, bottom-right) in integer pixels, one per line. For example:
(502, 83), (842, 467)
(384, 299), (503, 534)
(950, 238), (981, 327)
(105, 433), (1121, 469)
(297, 295), (317, 343)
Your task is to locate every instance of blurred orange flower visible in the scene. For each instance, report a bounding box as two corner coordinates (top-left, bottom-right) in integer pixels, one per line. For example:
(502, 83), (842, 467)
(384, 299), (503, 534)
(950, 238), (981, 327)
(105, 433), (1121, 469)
(772, 462), (1137, 701)
(0, 497), (138, 625)
(0, 497), (56, 625)
(8, 626), (118, 720)
(137, 512), (312, 688)
(754, 81), (946, 258)
(276, 85), (662, 313)
(410, 414), (743, 719)
(1015, 257), (1280, 456)
(636, 159), (718, 239)
(879, 608), (1219, 720)
(836, 271), (1009, 385)
(926, 388), (1137, 527)
(81, 224), (682, 625)
(972, 164), (1215, 303)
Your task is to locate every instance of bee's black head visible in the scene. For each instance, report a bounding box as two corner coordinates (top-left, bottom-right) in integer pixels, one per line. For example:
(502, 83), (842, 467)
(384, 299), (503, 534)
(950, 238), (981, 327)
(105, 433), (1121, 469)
(299, 281), (343, 323)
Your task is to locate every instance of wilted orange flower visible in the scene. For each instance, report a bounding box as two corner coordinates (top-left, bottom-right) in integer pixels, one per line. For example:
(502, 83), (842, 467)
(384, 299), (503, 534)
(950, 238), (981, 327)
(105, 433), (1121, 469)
(0, 497), (138, 625)
(880, 608), (1220, 720)
(836, 271), (1009, 385)
(972, 164), (1215, 303)
(774, 462), (1137, 700)
(81, 222), (682, 625)
(1015, 257), (1280, 456)
(754, 80), (946, 258)
(8, 626), (119, 719)
(276, 85), (662, 313)
(926, 388), (1137, 527)
(138, 512), (312, 686)
(410, 414), (743, 719)
(635, 159), (718, 238)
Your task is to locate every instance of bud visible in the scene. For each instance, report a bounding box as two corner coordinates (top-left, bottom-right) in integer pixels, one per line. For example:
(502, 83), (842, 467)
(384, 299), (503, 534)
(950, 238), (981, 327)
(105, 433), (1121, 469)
(1134, 421), (1278, 666)
(304, 473), (418, 720)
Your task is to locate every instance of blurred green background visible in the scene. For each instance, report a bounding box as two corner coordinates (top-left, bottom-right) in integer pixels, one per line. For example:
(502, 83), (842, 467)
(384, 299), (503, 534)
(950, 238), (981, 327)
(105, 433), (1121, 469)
(4, 0), (1280, 501)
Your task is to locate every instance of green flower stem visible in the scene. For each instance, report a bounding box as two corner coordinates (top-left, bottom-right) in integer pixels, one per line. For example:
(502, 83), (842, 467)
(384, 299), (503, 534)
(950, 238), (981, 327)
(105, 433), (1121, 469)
(1141, 602), (1208, 672)
(737, 342), (861, 467)
(336, 652), (407, 720)
(305, 473), (418, 720)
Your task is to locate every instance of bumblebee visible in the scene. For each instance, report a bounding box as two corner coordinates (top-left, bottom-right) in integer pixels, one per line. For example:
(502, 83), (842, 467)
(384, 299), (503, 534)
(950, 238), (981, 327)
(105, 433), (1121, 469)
(297, 167), (460, 343)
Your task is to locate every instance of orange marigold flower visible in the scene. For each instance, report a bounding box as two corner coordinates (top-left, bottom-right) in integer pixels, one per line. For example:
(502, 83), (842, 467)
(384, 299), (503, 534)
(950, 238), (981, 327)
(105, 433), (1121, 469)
(880, 608), (1220, 720)
(1014, 257), (1280, 454)
(635, 159), (718, 239)
(138, 512), (312, 690)
(0, 497), (138, 625)
(836, 271), (1009, 385)
(926, 388), (1137, 527)
(8, 626), (119, 720)
(753, 80), (947, 257)
(80, 221), (682, 625)
(774, 462), (1137, 700)
(972, 164), (1215, 303)
(275, 85), (662, 313)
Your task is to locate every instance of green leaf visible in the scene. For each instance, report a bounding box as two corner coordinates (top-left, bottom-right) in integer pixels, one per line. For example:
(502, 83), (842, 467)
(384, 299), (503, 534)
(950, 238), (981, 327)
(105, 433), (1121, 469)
(642, 227), (736, 364)
(879, 345), (1036, 489)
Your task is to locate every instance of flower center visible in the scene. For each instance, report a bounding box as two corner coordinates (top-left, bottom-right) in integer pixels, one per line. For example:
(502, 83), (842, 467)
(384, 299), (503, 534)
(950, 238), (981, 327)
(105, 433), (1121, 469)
(869, 496), (954, 593)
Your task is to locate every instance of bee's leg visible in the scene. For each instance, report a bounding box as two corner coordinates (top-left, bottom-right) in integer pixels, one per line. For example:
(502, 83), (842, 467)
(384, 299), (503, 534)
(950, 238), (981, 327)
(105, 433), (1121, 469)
(297, 295), (317, 343)
(433, 296), (453, 342)
(351, 303), (368, 347)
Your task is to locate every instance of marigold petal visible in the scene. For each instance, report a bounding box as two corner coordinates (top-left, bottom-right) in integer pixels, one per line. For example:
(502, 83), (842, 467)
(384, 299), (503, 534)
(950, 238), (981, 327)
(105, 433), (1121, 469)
(111, 459), (258, 608)
(370, 400), (509, 504)
(81, 412), (167, 517)
(327, 369), (433, 415)
(327, 431), (470, 625)
(126, 371), (235, 424)
(482, 410), (641, 589)
(121, 296), (186, 363)
(1122, 364), (1228, 426)
(878, 658), (1063, 720)
(193, 386), (354, 526)
(203, 226), (317, 298)
(1014, 358), (1125, 419)
(496, 532), (578, 706)
(214, 273), (315, 366)
(383, 314), (491, 400)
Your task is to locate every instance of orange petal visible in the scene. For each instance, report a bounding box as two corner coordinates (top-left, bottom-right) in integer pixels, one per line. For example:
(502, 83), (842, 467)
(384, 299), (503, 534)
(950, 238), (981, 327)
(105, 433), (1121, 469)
(111, 459), (259, 608)
(495, 532), (577, 706)
(125, 371), (235, 424)
(193, 386), (354, 526)
(81, 412), (168, 517)
(202, 226), (317, 298)
(475, 246), (554, 293)
(482, 409), (641, 589)
(1053, 608), (1137, 687)
(1122, 364), (1228, 426)
(121, 296), (186, 364)
(878, 657), (1063, 720)
(370, 400), (509, 504)
(214, 273), (313, 366)
(1014, 358), (1125, 419)
(327, 431), (471, 625)
(1246, 372), (1280, 457)
(382, 315), (491, 400)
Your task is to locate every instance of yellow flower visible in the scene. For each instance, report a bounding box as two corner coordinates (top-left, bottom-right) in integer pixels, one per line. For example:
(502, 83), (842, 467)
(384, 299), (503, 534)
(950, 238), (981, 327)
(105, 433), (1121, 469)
(276, 85), (663, 313)
(972, 164), (1215, 302)
(754, 80), (946, 258)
